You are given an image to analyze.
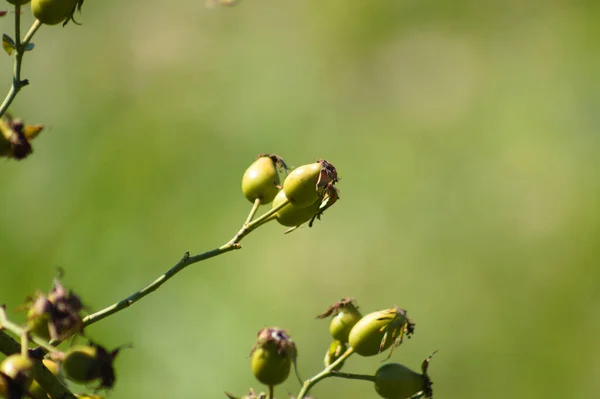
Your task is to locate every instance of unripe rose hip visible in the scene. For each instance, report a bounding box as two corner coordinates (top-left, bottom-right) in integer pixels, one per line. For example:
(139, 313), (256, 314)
(272, 190), (320, 228)
(242, 154), (286, 204)
(0, 354), (34, 396)
(348, 307), (415, 358)
(31, 0), (79, 26)
(62, 343), (120, 389)
(317, 298), (362, 344)
(283, 160), (337, 207)
(374, 352), (436, 399)
(250, 327), (298, 386)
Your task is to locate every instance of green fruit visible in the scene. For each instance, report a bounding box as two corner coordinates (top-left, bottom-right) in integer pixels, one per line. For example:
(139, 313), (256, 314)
(374, 363), (427, 399)
(282, 160), (337, 207)
(250, 327), (297, 387)
(28, 359), (61, 399)
(348, 308), (413, 357)
(62, 346), (100, 383)
(251, 340), (291, 386)
(242, 155), (281, 204)
(6, 0), (31, 6)
(0, 355), (34, 384)
(31, 0), (78, 25)
(329, 301), (362, 343)
(282, 163), (322, 207)
(272, 190), (320, 227)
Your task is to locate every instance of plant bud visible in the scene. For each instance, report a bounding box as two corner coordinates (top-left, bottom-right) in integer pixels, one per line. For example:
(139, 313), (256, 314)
(348, 307), (415, 358)
(242, 154), (286, 204)
(316, 298), (362, 344)
(374, 352), (436, 399)
(250, 327), (298, 386)
(282, 160), (338, 207)
(323, 340), (347, 371)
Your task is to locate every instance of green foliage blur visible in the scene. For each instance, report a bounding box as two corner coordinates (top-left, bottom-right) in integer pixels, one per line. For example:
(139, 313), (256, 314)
(1, 1), (599, 398)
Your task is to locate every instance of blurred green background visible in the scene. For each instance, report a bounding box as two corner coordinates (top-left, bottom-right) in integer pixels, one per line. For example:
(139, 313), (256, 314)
(1, 0), (599, 398)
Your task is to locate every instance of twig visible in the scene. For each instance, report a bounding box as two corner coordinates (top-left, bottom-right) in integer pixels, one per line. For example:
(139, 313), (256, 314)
(0, 14), (42, 118)
(296, 347), (355, 399)
(81, 198), (290, 328)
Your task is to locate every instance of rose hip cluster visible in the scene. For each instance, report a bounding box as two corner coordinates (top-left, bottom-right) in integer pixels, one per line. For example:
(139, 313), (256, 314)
(241, 154), (340, 233)
(0, 279), (121, 399)
(228, 299), (436, 399)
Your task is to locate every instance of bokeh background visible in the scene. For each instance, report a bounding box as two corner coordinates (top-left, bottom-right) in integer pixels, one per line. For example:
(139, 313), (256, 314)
(1, 0), (599, 398)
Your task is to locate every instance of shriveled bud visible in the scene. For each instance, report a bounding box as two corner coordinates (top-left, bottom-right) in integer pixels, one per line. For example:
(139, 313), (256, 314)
(26, 278), (84, 341)
(348, 307), (415, 358)
(250, 327), (299, 386)
(317, 298), (362, 344)
(374, 351), (436, 399)
(283, 160), (338, 207)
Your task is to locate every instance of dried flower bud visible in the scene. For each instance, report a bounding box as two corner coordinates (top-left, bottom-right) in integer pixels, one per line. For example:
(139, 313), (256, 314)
(26, 279), (84, 341)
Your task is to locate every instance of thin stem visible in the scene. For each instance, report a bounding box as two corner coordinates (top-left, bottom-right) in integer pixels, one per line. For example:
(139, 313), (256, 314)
(20, 331), (28, 357)
(268, 384), (274, 399)
(81, 245), (237, 327)
(245, 198), (261, 225)
(296, 347), (355, 399)
(0, 18), (43, 119)
(81, 198), (290, 329)
(329, 370), (376, 382)
(226, 198), (289, 245)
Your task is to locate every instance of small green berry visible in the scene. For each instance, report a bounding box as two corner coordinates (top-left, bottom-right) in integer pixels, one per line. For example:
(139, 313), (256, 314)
(62, 343), (120, 389)
(250, 327), (297, 386)
(242, 155), (285, 204)
(374, 353), (435, 399)
(348, 307), (414, 358)
(0, 354), (34, 385)
(282, 160), (337, 207)
(31, 0), (79, 26)
(317, 298), (362, 344)
(272, 190), (320, 228)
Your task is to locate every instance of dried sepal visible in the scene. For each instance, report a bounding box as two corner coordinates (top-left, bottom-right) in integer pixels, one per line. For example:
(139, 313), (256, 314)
(316, 298), (357, 319)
